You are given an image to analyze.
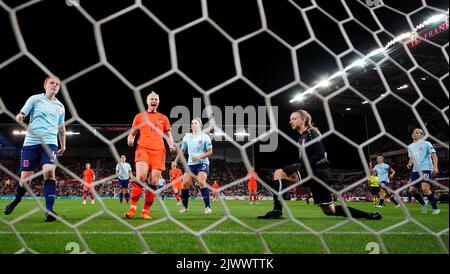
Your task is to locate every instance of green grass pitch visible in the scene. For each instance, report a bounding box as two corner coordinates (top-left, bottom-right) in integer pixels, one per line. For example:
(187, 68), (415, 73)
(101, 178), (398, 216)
(0, 199), (448, 254)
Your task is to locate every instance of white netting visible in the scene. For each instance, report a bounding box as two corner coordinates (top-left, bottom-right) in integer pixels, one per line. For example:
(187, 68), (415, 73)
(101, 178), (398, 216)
(0, 0), (448, 254)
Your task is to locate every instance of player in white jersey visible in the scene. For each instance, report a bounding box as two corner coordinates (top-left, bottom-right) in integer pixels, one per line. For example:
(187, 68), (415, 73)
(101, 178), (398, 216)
(407, 128), (440, 215)
(172, 118), (213, 214)
(4, 76), (66, 222)
(116, 155), (133, 204)
(370, 156), (400, 208)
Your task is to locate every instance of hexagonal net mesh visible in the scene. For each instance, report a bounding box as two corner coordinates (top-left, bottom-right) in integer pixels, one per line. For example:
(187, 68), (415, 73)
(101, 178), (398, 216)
(0, 0), (448, 254)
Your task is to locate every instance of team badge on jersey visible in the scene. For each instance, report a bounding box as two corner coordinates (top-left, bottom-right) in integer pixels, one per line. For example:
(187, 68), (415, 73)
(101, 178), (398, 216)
(55, 107), (62, 115)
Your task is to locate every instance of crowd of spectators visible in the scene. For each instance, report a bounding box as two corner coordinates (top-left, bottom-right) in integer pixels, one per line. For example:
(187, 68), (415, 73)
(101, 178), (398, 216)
(1, 154), (448, 202)
(0, 157), (271, 198)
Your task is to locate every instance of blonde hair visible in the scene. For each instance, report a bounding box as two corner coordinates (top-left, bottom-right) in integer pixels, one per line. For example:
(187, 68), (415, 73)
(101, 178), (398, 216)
(146, 91), (159, 103)
(44, 76), (60, 86)
(295, 109), (321, 134)
(413, 128), (424, 136)
(192, 117), (203, 127)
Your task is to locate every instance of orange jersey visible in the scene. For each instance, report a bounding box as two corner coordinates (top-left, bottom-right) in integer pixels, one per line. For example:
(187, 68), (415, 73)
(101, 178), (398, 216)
(170, 168), (183, 186)
(247, 172), (258, 187)
(132, 111), (171, 151)
(83, 169), (95, 183)
(212, 182), (220, 190)
(169, 168), (183, 180)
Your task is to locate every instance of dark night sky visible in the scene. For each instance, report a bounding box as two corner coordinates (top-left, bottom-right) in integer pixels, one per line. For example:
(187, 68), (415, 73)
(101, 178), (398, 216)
(0, 0), (448, 169)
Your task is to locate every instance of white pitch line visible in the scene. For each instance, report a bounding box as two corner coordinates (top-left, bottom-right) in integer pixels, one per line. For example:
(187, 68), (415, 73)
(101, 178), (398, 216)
(0, 231), (447, 236)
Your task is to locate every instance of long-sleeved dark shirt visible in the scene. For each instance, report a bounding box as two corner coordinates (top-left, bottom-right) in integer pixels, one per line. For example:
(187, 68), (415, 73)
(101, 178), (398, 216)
(297, 128), (329, 172)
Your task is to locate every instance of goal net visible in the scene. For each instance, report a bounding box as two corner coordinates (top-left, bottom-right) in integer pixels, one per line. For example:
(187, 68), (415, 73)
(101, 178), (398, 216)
(0, 0), (448, 254)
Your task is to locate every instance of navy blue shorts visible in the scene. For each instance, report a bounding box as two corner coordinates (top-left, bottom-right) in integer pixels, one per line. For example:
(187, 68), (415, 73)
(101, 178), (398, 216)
(411, 171), (432, 189)
(118, 179), (129, 189)
(20, 144), (58, 172)
(188, 164), (209, 176)
(370, 186), (380, 195)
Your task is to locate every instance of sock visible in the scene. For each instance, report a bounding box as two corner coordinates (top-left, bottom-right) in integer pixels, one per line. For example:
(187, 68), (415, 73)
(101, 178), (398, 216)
(125, 192), (130, 203)
(334, 205), (370, 219)
(175, 193), (180, 202)
(83, 191), (87, 201)
(90, 193), (94, 200)
(13, 185), (27, 204)
(425, 194), (438, 210)
(390, 196), (399, 206)
(130, 184), (143, 207)
(44, 179), (56, 212)
(181, 189), (190, 208)
(412, 193), (425, 205)
(379, 199), (384, 206)
(143, 185), (157, 212)
(200, 188), (210, 208)
(271, 180), (286, 211)
(119, 193), (124, 203)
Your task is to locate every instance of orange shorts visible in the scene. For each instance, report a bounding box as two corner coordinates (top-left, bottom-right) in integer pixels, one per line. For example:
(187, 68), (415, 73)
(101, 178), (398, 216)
(135, 148), (166, 171)
(172, 180), (182, 191)
(248, 184), (257, 192)
(83, 182), (94, 191)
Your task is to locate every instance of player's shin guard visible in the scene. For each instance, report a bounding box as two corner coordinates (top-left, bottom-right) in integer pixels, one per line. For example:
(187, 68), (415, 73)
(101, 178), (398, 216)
(44, 179), (56, 212)
(175, 193), (180, 202)
(125, 192), (130, 203)
(83, 191), (88, 201)
(334, 205), (369, 219)
(130, 184), (143, 207)
(143, 185), (157, 212)
(412, 193), (426, 205)
(379, 199), (384, 206)
(119, 193), (123, 203)
(181, 189), (190, 208)
(425, 194), (438, 210)
(200, 188), (210, 208)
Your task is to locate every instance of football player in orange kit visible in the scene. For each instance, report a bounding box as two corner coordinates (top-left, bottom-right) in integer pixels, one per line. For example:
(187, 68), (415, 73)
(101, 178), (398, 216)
(170, 162), (183, 205)
(82, 163), (95, 205)
(211, 181), (220, 202)
(247, 169), (258, 205)
(125, 91), (176, 220)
